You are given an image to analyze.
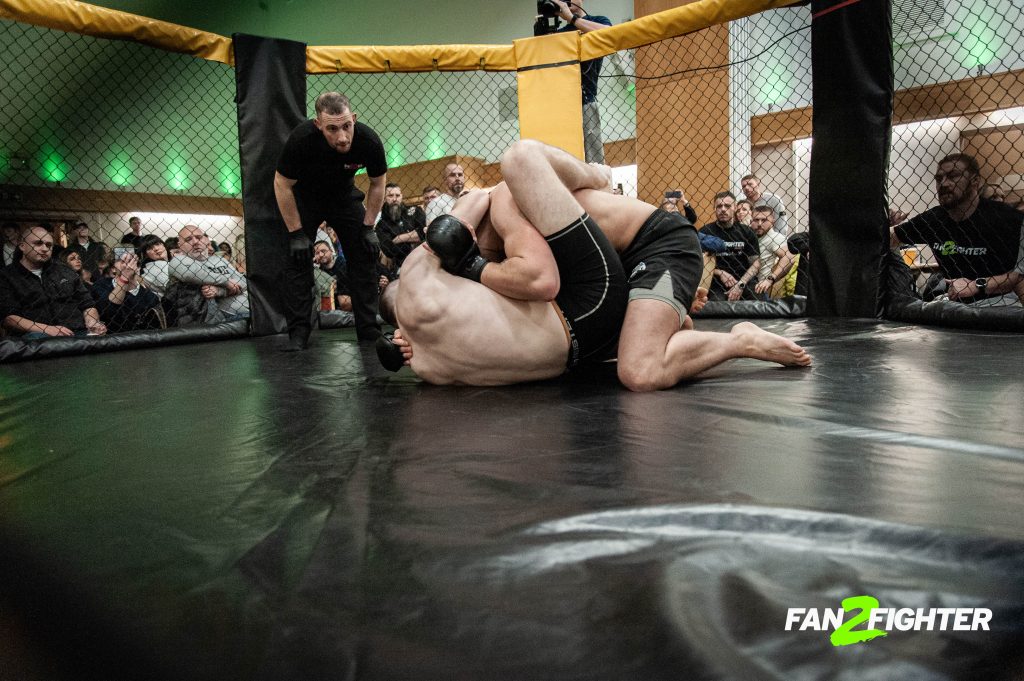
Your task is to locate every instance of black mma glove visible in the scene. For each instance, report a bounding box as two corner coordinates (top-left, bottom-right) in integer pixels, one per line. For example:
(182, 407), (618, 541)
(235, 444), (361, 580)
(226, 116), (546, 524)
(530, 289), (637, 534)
(376, 333), (405, 372)
(362, 227), (381, 257)
(288, 230), (312, 264)
(425, 214), (488, 282)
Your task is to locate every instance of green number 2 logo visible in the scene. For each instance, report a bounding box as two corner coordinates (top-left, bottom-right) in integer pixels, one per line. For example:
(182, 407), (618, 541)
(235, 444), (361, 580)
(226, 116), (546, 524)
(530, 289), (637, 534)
(830, 595), (888, 647)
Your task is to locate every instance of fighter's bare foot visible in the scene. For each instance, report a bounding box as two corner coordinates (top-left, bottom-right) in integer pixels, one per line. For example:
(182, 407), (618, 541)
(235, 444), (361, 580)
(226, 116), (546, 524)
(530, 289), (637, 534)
(730, 321), (811, 367)
(690, 287), (709, 314)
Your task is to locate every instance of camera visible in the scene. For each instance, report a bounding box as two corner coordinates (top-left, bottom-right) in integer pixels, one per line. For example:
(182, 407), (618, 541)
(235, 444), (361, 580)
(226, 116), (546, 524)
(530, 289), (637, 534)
(537, 0), (561, 18)
(533, 0), (563, 36)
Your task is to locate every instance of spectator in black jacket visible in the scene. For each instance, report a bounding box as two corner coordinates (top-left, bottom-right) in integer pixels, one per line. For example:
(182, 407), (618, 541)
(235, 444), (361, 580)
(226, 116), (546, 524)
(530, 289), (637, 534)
(0, 224), (106, 338)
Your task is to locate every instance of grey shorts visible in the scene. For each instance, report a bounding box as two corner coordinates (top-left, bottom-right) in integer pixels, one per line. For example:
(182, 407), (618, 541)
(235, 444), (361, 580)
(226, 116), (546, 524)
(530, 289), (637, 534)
(619, 210), (703, 326)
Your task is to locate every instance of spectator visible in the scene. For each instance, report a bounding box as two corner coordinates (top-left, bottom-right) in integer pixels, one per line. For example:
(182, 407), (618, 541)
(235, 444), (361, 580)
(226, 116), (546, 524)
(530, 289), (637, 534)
(45, 222), (67, 260)
(554, 0), (613, 163)
(376, 182), (425, 269)
(734, 199), (753, 227)
(425, 163), (466, 223)
(93, 243), (114, 278)
(701, 191), (759, 301)
(659, 200), (678, 213)
(167, 224), (249, 323)
(58, 249), (93, 287)
(312, 239), (352, 312)
(890, 152), (1022, 305)
(164, 236), (182, 259)
(421, 185), (441, 212)
(2, 221), (19, 267)
(119, 215), (146, 249)
(663, 188), (699, 225)
(138, 234), (170, 297)
(65, 221), (105, 279)
(741, 174), (789, 235)
(92, 253), (163, 332)
(0, 224), (106, 338)
(750, 206), (796, 299)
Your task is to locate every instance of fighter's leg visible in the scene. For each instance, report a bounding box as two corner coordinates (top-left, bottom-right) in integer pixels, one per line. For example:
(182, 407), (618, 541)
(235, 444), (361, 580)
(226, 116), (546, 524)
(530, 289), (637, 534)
(617, 299), (811, 392)
(500, 139), (609, 237)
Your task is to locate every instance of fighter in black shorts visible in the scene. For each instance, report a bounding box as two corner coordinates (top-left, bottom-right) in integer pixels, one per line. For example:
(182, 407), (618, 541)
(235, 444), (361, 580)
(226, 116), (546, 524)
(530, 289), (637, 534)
(376, 211), (627, 375)
(619, 209), (703, 327)
(544, 213), (628, 368)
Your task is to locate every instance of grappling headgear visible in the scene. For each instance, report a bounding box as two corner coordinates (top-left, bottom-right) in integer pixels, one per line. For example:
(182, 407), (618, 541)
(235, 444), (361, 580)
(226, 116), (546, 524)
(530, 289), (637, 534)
(425, 214), (488, 282)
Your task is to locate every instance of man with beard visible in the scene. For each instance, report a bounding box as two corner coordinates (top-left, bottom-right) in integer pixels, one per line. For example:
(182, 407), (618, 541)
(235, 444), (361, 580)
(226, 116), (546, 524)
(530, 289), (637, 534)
(425, 163), (466, 223)
(375, 182), (425, 269)
(891, 153), (1023, 305)
(274, 91), (387, 350)
(700, 191), (760, 301)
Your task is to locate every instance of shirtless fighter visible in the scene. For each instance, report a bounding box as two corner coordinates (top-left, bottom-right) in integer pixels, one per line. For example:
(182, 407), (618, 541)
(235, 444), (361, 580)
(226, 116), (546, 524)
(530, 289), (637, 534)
(381, 140), (811, 389)
(377, 173), (627, 385)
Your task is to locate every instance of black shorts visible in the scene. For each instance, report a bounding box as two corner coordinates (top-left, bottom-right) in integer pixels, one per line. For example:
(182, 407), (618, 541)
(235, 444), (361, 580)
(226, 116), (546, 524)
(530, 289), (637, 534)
(619, 209), (703, 326)
(546, 214), (628, 369)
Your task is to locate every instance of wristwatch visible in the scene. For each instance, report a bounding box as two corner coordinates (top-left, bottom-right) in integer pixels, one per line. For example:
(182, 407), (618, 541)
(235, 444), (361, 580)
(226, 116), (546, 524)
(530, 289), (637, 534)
(737, 280), (746, 290)
(975, 277), (988, 294)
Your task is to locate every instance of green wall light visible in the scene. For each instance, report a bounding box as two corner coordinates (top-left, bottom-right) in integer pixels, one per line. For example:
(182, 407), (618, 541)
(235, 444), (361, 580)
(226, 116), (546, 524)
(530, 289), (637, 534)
(165, 145), (192, 191)
(758, 63), (794, 107)
(37, 143), (69, 182)
(963, 16), (998, 68)
(387, 136), (406, 169)
(426, 126), (446, 161)
(218, 158), (241, 195)
(106, 148), (136, 187)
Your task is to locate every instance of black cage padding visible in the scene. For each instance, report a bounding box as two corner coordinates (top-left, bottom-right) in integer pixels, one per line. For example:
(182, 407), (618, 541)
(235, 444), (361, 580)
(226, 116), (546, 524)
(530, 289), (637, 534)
(693, 297), (807, 319)
(0, 322), (249, 364)
(233, 33), (308, 337)
(808, 0), (894, 318)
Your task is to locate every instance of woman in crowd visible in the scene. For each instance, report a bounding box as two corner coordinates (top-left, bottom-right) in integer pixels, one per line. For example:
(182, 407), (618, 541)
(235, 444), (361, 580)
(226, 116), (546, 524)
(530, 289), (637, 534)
(58, 249), (93, 286)
(734, 199), (753, 227)
(138, 234), (170, 297)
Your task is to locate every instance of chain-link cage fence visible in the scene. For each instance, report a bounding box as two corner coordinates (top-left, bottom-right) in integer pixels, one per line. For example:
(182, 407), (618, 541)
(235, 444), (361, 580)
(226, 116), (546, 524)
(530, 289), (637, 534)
(887, 0), (1024, 313)
(4, 0), (1020, 354)
(0, 18), (246, 341)
(306, 70), (520, 293)
(595, 5), (813, 305)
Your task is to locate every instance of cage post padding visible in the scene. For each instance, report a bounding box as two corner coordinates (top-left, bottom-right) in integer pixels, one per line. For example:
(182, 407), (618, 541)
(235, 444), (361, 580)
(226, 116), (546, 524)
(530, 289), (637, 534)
(233, 33), (308, 336)
(808, 0), (894, 317)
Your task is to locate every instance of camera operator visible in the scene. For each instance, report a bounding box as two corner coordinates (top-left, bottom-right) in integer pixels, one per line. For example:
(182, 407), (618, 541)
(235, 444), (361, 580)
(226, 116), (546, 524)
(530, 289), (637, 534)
(538, 0), (612, 163)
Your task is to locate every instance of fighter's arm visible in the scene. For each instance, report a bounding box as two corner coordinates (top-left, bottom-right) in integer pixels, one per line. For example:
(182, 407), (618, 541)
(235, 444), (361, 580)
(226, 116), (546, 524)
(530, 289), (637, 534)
(274, 172), (303, 234)
(476, 184), (559, 301)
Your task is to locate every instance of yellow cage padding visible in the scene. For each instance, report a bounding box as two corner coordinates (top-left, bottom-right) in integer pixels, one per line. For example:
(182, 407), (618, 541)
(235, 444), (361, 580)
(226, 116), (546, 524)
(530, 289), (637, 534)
(0, 0), (234, 64)
(514, 31), (586, 159)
